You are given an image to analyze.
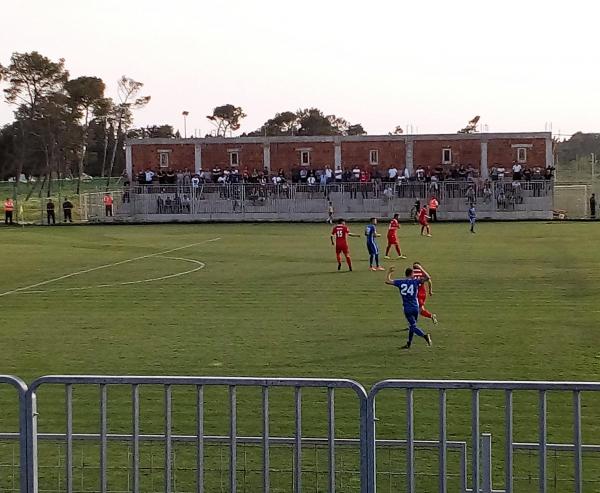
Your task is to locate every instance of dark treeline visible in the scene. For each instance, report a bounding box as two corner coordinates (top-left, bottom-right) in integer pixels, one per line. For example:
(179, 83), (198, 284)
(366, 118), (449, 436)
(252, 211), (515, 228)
(0, 51), (152, 195)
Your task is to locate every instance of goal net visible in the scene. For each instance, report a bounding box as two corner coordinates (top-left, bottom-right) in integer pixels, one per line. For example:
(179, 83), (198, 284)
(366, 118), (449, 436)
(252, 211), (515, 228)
(553, 184), (589, 219)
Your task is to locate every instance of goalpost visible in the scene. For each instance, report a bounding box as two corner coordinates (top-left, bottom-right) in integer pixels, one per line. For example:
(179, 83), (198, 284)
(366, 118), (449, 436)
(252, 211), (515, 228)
(553, 184), (589, 219)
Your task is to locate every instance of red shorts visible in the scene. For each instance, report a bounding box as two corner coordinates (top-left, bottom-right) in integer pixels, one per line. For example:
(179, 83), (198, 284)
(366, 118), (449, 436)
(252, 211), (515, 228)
(387, 234), (398, 245)
(419, 219), (429, 226)
(336, 244), (349, 255)
(418, 292), (427, 307)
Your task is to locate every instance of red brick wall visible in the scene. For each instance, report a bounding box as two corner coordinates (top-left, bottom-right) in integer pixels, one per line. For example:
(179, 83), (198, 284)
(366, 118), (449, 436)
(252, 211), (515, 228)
(341, 141), (405, 169)
(200, 143), (263, 170)
(270, 142), (335, 172)
(413, 140), (481, 168)
(487, 138), (546, 168)
(130, 136), (549, 175)
(131, 144), (195, 173)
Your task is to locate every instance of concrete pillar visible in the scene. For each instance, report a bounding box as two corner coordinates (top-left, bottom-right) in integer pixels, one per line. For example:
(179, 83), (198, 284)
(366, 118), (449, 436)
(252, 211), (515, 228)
(263, 143), (271, 172)
(194, 144), (202, 174)
(334, 142), (342, 170)
(545, 137), (554, 168)
(480, 142), (489, 179)
(125, 144), (133, 179)
(406, 139), (414, 173)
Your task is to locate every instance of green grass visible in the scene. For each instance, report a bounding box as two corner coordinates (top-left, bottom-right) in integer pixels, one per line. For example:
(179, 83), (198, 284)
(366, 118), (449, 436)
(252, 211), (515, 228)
(2, 221), (600, 492)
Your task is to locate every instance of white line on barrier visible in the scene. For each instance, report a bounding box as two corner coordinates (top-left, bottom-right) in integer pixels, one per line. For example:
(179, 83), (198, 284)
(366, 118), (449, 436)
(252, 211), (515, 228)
(0, 237), (221, 297)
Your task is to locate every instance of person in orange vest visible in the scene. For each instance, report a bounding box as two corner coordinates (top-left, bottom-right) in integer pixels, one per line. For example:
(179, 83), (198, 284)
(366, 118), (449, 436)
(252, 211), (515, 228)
(103, 193), (113, 217)
(4, 197), (14, 225)
(428, 195), (440, 222)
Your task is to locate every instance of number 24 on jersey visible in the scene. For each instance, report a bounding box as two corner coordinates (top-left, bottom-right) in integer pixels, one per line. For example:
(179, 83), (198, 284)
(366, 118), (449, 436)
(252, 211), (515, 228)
(400, 283), (415, 296)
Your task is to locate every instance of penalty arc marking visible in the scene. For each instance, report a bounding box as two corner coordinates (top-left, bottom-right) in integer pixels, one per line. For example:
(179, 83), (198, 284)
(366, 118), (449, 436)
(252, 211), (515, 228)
(0, 237), (221, 297)
(19, 256), (205, 294)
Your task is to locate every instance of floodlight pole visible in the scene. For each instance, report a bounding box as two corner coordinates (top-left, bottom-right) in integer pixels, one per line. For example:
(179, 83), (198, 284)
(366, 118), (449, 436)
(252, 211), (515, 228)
(182, 111), (189, 138)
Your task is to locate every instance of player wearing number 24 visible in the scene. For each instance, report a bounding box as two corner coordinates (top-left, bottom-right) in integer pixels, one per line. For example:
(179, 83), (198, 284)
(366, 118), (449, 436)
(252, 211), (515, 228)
(385, 266), (432, 349)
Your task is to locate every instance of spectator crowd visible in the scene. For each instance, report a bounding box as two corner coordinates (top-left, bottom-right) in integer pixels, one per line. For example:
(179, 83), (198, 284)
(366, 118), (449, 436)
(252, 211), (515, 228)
(128, 161), (554, 214)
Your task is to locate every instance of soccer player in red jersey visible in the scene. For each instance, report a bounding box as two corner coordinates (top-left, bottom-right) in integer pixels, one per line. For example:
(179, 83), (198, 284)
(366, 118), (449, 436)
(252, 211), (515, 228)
(330, 219), (360, 271)
(412, 262), (438, 324)
(418, 206), (432, 237)
(384, 213), (407, 259)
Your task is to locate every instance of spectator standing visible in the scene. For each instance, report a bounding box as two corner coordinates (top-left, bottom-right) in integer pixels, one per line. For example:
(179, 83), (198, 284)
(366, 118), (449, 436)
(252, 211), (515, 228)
(512, 162), (523, 180)
(511, 180), (523, 204)
(483, 181), (493, 203)
(144, 169), (155, 184)
(428, 196), (439, 222)
(4, 197), (14, 225)
(327, 201), (334, 224)
(334, 167), (343, 183)
(191, 175), (200, 197)
(299, 167), (308, 183)
(103, 193), (114, 217)
(47, 199), (56, 225)
(490, 166), (499, 181)
(388, 166), (398, 182)
(590, 193), (596, 220)
(466, 185), (476, 206)
(415, 166), (425, 182)
(359, 170), (369, 198)
(62, 198), (73, 222)
(352, 166), (361, 181)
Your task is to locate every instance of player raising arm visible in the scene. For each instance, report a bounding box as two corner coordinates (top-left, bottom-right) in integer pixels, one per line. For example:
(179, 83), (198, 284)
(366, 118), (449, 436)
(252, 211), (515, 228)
(412, 262), (438, 324)
(331, 219), (360, 271)
(385, 266), (432, 349)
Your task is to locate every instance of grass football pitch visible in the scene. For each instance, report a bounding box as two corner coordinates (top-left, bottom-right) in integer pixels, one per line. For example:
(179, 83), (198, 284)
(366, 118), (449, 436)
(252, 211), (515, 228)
(1, 221), (600, 492)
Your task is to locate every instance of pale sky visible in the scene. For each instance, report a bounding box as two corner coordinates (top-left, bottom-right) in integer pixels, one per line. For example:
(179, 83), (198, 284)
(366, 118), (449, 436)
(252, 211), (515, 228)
(1, 0), (597, 138)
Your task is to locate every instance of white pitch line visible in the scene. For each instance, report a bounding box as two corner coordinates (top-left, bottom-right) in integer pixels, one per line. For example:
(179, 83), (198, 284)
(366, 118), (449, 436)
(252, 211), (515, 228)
(0, 237), (221, 298)
(20, 256), (206, 294)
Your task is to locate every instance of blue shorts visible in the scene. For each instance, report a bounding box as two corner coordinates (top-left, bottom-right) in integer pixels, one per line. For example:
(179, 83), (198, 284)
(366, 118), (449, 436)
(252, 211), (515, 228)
(404, 308), (419, 326)
(367, 241), (378, 255)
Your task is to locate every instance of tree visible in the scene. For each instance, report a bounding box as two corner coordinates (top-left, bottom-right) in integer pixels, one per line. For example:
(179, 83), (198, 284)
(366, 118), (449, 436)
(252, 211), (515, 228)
(296, 108), (340, 136)
(347, 123), (367, 136)
(127, 124), (175, 139)
(206, 104), (246, 136)
(65, 76), (107, 193)
(106, 76), (150, 188)
(249, 111), (298, 136)
(1, 51), (68, 197)
(458, 116), (480, 134)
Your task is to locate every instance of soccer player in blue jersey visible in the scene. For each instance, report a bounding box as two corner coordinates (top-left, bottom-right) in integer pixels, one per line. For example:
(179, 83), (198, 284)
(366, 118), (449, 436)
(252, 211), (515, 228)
(468, 205), (476, 233)
(385, 266), (432, 349)
(365, 218), (384, 271)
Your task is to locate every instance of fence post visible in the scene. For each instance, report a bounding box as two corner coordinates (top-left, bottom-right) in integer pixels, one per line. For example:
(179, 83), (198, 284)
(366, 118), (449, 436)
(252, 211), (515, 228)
(481, 433), (493, 493)
(24, 390), (38, 493)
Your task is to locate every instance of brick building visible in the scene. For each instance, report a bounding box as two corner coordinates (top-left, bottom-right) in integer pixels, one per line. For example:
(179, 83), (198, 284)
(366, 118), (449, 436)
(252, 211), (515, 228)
(125, 132), (553, 179)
